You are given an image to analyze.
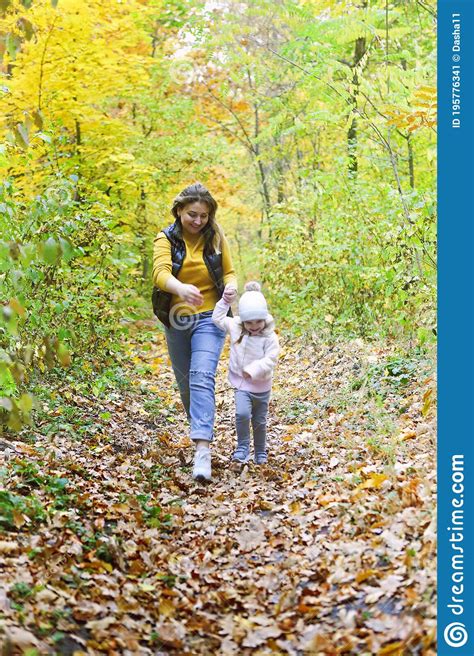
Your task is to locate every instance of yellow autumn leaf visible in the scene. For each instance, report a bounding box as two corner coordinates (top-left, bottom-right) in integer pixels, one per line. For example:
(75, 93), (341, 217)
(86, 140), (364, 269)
(12, 510), (27, 528)
(421, 389), (433, 417)
(9, 298), (26, 317)
(289, 500), (301, 514)
(355, 569), (380, 583)
(377, 641), (405, 655)
(158, 599), (176, 617)
(356, 473), (388, 490)
(317, 493), (339, 506)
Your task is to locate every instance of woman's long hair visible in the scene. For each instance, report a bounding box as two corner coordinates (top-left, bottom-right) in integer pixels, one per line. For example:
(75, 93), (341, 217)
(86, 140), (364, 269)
(171, 182), (223, 254)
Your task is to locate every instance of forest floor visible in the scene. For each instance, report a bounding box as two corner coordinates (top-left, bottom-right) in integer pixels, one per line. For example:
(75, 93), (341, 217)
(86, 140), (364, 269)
(0, 321), (436, 655)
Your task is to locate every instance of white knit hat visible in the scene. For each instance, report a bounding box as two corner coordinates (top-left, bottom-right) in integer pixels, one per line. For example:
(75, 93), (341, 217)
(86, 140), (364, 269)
(238, 281), (269, 322)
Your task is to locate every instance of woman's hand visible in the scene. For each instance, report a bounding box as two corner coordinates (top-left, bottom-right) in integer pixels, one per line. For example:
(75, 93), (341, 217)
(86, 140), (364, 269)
(178, 283), (204, 307)
(223, 284), (237, 304)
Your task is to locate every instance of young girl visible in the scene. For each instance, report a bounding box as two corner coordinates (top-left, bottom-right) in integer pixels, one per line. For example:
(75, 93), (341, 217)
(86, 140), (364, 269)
(212, 282), (279, 464)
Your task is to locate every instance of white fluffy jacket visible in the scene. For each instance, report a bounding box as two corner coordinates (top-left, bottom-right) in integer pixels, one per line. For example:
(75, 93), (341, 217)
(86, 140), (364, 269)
(212, 298), (280, 392)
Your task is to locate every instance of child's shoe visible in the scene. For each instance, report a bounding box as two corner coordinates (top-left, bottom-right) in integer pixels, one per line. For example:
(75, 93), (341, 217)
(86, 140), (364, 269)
(232, 446), (250, 464)
(254, 452), (267, 465)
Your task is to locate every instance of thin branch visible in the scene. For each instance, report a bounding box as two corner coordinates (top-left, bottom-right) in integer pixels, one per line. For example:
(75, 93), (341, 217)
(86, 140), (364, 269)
(251, 38), (350, 106)
(416, 0), (437, 18)
(203, 115), (254, 153)
(38, 17), (58, 112)
(205, 87), (255, 152)
(258, 34), (435, 271)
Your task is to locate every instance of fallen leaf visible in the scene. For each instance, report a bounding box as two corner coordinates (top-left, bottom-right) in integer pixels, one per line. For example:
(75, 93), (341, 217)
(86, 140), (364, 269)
(0, 541), (19, 554)
(242, 624), (282, 647)
(377, 641), (405, 655)
(356, 473), (388, 490)
(4, 627), (39, 649)
(356, 569), (380, 583)
(85, 616), (117, 631)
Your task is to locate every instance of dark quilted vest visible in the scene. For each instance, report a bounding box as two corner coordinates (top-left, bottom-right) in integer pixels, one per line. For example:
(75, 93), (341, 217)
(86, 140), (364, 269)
(152, 222), (230, 327)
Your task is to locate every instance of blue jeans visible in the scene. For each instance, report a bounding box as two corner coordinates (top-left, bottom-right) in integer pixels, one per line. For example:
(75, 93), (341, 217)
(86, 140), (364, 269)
(235, 389), (271, 457)
(164, 310), (225, 442)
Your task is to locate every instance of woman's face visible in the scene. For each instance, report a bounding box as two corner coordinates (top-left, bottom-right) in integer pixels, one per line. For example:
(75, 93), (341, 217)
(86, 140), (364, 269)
(179, 201), (210, 236)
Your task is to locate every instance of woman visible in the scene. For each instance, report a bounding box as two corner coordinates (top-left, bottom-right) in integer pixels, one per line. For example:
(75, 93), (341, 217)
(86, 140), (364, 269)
(152, 183), (237, 482)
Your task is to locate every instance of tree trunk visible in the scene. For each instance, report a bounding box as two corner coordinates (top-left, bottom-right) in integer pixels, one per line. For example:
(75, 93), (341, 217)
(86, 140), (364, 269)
(348, 35), (367, 176)
(407, 133), (415, 189)
(75, 119), (81, 148)
(137, 187), (150, 283)
(400, 59), (415, 189)
(253, 104), (271, 231)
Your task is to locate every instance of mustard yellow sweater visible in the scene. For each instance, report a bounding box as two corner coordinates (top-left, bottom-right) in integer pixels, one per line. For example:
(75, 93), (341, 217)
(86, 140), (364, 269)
(152, 228), (237, 314)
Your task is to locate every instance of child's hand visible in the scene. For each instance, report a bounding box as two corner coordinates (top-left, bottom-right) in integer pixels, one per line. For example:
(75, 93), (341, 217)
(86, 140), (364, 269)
(223, 284), (237, 304)
(243, 371), (252, 380)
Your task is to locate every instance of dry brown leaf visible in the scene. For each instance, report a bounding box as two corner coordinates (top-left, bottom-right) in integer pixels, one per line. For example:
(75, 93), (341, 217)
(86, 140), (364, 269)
(158, 598), (176, 618)
(154, 621), (185, 648)
(0, 541), (18, 554)
(85, 616), (117, 631)
(4, 626), (40, 649)
(242, 624), (282, 647)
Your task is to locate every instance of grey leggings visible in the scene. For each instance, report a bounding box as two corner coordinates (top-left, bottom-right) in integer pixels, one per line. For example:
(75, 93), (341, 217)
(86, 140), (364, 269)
(235, 389), (271, 455)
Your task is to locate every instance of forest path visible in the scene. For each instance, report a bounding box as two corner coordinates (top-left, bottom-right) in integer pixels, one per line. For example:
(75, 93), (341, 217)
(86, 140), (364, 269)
(0, 324), (436, 655)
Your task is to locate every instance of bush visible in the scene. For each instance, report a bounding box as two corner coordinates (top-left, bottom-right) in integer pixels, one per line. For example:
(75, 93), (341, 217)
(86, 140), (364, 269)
(0, 177), (137, 432)
(261, 179), (436, 341)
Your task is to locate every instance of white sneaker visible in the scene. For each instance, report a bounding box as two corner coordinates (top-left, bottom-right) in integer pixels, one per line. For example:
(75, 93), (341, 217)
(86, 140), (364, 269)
(232, 447), (250, 464)
(193, 447), (212, 482)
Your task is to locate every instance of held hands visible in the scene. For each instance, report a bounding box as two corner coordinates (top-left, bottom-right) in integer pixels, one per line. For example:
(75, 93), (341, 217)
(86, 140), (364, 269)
(222, 284), (237, 304)
(179, 283), (204, 307)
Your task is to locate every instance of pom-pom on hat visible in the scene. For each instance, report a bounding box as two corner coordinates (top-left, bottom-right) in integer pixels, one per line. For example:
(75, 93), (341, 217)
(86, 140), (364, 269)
(238, 281), (269, 322)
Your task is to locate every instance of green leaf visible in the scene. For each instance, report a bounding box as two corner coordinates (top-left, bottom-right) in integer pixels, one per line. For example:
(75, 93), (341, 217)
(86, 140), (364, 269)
(13, 123), (29, 149)
(7, 407), (22, 431)
(17, 393), (34, 413)
(59, 237), (74, 262)
(42, 237), (60, 265)
(36, 132), (52, 144)
(57, 343), (72, 367)
(5, 33), (21, 61)
(32, 110), (44, 130)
